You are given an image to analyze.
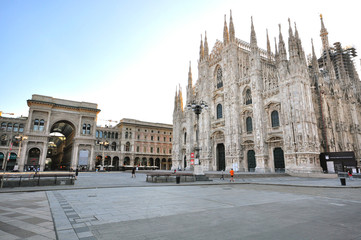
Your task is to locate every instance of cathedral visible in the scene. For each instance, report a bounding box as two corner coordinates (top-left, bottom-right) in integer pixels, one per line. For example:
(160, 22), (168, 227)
(172, 12), (361, 173)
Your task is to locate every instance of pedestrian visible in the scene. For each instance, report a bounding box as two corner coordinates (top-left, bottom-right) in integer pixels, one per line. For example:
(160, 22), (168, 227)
(230, 168), (235, 182)
(220, 170), (224, 180)
(132, 166), (136, 178)
(75, 168), (79, 180)
(348, 170), (353, 180)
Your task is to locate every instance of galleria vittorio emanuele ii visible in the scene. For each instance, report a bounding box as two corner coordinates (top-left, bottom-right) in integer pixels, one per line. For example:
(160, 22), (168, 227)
(172, 12), (360, 174)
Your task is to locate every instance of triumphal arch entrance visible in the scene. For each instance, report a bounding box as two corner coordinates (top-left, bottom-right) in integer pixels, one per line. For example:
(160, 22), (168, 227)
(18, 95), (100, 171)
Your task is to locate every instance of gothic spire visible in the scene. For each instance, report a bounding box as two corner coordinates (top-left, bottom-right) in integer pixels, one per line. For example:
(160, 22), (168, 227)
(223, 14), (229, 45)
(188, 61), (192, 87)
(250, 16), (258, 50)
(278, 24), (287, 61)
(320, 14), (330, 51)
(199, 34), (204, 61)
(288, 18), (297, 59)
(229, 10), (235, 43)
(178, 85), (183, 111)
(204, 31), (209, 58)
(311, 39), (319, 72)
(266, 29), (272, 61)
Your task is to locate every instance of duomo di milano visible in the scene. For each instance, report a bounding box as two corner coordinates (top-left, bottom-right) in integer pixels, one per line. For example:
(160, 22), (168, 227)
(1, 12), (360, 173)
(172, 12), (361, 173)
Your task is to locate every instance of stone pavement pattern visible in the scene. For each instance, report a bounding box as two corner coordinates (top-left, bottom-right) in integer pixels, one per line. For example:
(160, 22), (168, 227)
(0, 192), (56, 240)
(1, 172), (361, 240)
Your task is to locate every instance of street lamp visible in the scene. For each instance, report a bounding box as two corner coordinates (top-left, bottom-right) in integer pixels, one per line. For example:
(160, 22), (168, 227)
(15, 135), (28, 172)
(187, 100), (208, 174)
(97, 141), (109, 171)
(0, 135), (27, 188)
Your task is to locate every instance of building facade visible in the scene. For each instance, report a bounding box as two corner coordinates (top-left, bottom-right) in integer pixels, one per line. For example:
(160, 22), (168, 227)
(172, 13), (361, 173)
(0, 95), (172, 171)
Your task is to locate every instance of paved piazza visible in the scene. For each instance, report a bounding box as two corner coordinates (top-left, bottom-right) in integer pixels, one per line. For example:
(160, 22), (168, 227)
(0, 172), (361, 240)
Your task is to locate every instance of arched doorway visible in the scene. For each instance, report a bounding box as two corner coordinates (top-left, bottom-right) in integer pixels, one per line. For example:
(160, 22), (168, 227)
(134, 157), (140, 166)
(274, 148), (285, 172)
(124, 157), (130, 166)
(217, 143), (225, 171)
(78, 150), (89, 171)
(155, 158), (160, 169)
(26, 148), (40, 171)
(47, 121), (75, 171)
(141, 157), (147, 166)
(113, 156), (120, 170)
(161, 158), (166, 170)
(0, 152), (4, 170)
(104, 156), (111, 167)
(5, 153), (17, 171)
(247, 150), (256, 172)
(149, 158), (154, 167)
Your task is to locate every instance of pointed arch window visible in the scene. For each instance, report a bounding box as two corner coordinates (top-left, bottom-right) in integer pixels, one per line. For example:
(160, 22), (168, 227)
(271, 110), (280, 127)
(217, 104), (223, 119)
(245, 89), (252, 105)
(217, 67), (223, 89)
(246, 117), (253, 133)
(184, 132), (187, 144)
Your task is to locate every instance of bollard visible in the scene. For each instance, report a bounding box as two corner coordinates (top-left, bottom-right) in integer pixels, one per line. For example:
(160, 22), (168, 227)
(340, 178), (346, 186)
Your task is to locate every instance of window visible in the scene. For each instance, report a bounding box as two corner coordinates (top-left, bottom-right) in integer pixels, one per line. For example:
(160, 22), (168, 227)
(13, 124), (19, 132)
(246, 117), (253, 133)
(125, 142), (130, 152)
(157, 148), (160, 153)
(271, 110), (280, 127)
(125, 132), (128, 139)
(157, 136), (160, 141)
(151, 136), (154, 141)
(111, 142), (117, 151)
(164, 137), (166, 142)
(151, 147), (153, 153)
(19, 124), (24, 133)
(112, 132), (114, 139)
(96, 131), (99, 138)
(245, 89), (252, 105)
(82, 124), (86, 134)
(33, 119), (39, 131)
(143, 147), (146, 153)
(169, 149), (172, 154)
(217, 67), (223, 89)
(99, 131), (103, 138)
(217, 104), (223, 119)
(1, 123), (6, 131)
(137, 135), (140, 140)
(6, 123), (12, 132)
(136, 146), (140, 152)
(184, 132), (187, 144)
(115, 133), (118, 139)
(39, 119), (45, 131)
(170, 138), (172, 142)
(104, 132), (107, 139)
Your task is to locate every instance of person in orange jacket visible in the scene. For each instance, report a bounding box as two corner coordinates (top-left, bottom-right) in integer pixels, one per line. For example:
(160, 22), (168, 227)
(230, 168), (235, 182)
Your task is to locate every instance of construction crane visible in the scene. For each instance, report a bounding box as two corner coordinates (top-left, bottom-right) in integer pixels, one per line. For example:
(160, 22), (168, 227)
(0, 111), (14, 117)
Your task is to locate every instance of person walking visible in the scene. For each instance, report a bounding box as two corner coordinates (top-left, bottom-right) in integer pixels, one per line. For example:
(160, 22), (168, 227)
(75, 168), (79, 180)
(132, 166), (136, 178)
(229, 168), (235, 182)
(220, 170), (224, 180)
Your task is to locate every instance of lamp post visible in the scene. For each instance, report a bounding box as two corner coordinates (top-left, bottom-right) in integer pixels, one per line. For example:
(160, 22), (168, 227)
(187, 100), (208, 175)
(98, 141), (109, 171)
(15, 135), (28, 172)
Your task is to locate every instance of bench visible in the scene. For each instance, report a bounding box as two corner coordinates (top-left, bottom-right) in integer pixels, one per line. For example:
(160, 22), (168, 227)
(0, 172), (76, 188)
(146, 172), (195, 183)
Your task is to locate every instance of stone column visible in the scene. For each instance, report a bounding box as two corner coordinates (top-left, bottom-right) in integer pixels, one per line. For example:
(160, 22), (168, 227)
(18, 140), (28, 171)
(89, 144), (94, 171)
(40, 141), (48, 171)
(71, 143), (79, 170)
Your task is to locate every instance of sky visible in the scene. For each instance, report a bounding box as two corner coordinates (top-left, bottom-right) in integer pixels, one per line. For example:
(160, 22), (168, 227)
(1, 0), (360, 125)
